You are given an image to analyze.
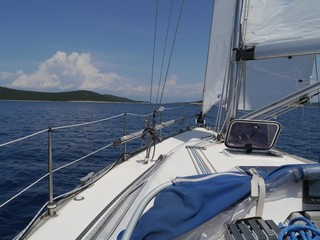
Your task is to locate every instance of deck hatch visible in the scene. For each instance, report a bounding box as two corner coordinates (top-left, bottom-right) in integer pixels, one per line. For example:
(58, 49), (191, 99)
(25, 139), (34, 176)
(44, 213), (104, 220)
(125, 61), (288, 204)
(225, 120), (281, 152)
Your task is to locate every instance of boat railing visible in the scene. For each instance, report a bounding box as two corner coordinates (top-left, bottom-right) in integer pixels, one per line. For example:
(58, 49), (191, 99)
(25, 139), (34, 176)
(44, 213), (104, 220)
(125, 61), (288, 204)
(0, 109), (195, 218)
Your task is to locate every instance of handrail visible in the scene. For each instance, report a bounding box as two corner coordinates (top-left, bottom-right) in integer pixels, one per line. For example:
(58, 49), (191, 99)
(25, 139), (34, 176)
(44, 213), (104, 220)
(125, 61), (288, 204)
(51, 113), (126, 130)
(0, 129), (48, 147)
(53, 142), (114, 173)
(121, 181), (173, 240)
(0, 109), (194, 213)
(0, 172), (49, 208)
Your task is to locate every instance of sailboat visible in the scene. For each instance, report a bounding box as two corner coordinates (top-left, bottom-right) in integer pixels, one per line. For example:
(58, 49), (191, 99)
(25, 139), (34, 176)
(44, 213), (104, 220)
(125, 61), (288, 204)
(10, 0), (320, 239)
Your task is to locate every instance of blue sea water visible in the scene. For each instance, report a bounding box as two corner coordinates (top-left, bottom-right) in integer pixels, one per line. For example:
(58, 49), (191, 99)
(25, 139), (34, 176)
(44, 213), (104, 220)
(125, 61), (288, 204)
(0, 101), (319, 239)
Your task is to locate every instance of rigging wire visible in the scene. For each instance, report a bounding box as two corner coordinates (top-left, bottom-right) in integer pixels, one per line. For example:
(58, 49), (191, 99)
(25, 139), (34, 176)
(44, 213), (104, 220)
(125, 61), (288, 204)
(0, 172), (49, 208)
(246, 63), (309, 82)
(316, 55), (320, 103)
(0, 109), (192, 209)
(306, 104), (312, 160)
(219, 62), (244, 133)
(242, 61), (247, 110)
(156, 0), (173, 104)
(315, 54), (320, 161)
(149, 0), (159, 104)
(52, 113), (125, 131)
(159, 0), (185, 104)
(0, 129), (47, 147)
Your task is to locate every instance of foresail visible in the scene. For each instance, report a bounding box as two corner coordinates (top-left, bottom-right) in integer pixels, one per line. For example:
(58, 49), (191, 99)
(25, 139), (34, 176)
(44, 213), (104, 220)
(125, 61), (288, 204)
(202, 0), (237, 114)
(238, 55), (315, 110)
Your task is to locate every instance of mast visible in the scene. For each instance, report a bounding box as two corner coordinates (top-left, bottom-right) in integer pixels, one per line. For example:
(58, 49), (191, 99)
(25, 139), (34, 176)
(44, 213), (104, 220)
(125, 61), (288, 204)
(227, 0), (320, 123)
(223, 0), (243, 132)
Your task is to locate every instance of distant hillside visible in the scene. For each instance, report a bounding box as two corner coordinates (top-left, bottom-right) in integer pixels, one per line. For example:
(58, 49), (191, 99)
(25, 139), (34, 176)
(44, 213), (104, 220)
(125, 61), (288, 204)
(0, 86), (135, 102)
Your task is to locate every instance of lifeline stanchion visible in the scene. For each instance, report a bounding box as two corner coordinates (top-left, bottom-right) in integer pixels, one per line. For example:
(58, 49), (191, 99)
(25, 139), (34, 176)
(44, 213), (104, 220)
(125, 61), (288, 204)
(124, 113), (127, 161)
(47, 127), (56, 216)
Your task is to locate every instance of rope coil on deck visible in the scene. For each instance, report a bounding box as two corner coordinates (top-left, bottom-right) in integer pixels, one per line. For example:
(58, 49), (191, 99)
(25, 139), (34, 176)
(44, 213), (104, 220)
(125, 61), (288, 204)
(278, 217), (320, 240)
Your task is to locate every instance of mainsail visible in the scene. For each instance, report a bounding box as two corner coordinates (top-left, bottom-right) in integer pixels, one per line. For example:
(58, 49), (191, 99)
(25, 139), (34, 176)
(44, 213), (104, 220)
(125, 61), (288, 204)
(238, 55), (314, 110)
(245, 0), (319, 45)
(202, 0), (320, 115)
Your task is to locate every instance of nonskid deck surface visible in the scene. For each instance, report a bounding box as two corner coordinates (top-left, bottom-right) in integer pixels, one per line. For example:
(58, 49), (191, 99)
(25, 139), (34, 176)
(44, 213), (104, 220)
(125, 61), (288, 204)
(23, 127), (309, 239)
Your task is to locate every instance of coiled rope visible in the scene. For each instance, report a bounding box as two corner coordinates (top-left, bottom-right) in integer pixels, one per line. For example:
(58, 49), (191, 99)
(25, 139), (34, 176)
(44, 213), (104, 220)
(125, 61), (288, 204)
(278, 217), (320, 240)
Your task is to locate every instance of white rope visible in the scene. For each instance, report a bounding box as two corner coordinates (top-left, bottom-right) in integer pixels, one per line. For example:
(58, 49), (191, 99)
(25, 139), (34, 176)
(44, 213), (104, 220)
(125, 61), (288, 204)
(126, 112), (153, 117)
(53, 142), (114, 173)
(14, 160), (118, 239)
(0, 172), (49, 208)
(0, 113), (125, 208)
(0, 109), (182, 210)
(0, 112), (156, 148)
(0, 129), (48, 147)
(121, 181), (173, 240)
(13, 201), (48, 239)
(0, 141), (115, 209)
(52, 113), (125, 130)
(247, 63), (304, 81)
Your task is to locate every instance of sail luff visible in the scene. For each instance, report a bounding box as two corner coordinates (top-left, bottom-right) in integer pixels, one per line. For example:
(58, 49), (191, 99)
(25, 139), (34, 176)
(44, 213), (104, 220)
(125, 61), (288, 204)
(201, 0), (237, 114)
(223, 0), (244, 128)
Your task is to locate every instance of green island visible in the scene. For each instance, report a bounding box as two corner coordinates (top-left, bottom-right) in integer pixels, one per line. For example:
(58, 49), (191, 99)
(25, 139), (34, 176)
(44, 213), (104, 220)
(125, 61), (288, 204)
(0, 86), (136, 102)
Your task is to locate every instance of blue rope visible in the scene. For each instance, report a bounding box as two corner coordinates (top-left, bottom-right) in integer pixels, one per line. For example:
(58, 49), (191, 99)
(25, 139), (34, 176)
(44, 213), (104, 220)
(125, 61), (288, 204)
(278, 217), (320, 240)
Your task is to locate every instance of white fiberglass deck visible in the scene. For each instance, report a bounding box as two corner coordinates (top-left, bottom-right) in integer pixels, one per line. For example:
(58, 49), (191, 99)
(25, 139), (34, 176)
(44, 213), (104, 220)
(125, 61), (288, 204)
(25, 127), (308, 239)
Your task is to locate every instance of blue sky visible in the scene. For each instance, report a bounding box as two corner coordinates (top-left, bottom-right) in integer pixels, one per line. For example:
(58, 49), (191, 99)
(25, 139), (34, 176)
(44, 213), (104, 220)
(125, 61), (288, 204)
(0, 0), (213, 102)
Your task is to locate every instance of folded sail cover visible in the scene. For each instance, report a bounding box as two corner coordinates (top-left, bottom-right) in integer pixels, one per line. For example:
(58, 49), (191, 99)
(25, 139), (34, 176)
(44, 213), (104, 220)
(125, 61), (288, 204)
(130, 173), (251, 240)
(125, 165), (320, 240)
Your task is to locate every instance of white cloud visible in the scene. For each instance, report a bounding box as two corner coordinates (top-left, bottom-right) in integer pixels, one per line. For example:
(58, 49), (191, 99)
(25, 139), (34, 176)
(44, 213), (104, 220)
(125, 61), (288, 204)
(8, 51), (126, 92)
(156, 74), (203, 101)
(0, 51), (202, 101)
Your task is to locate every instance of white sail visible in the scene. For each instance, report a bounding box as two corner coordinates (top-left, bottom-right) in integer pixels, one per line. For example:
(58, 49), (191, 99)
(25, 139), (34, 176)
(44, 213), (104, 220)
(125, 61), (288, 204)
(202, 0), (237, 114)
(243, 0), (320, 47)
(238, 55), (315, 110)
(243, 0), (320, 59)
(237, 0), (319, 110)
(202, 0), (320, 114)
